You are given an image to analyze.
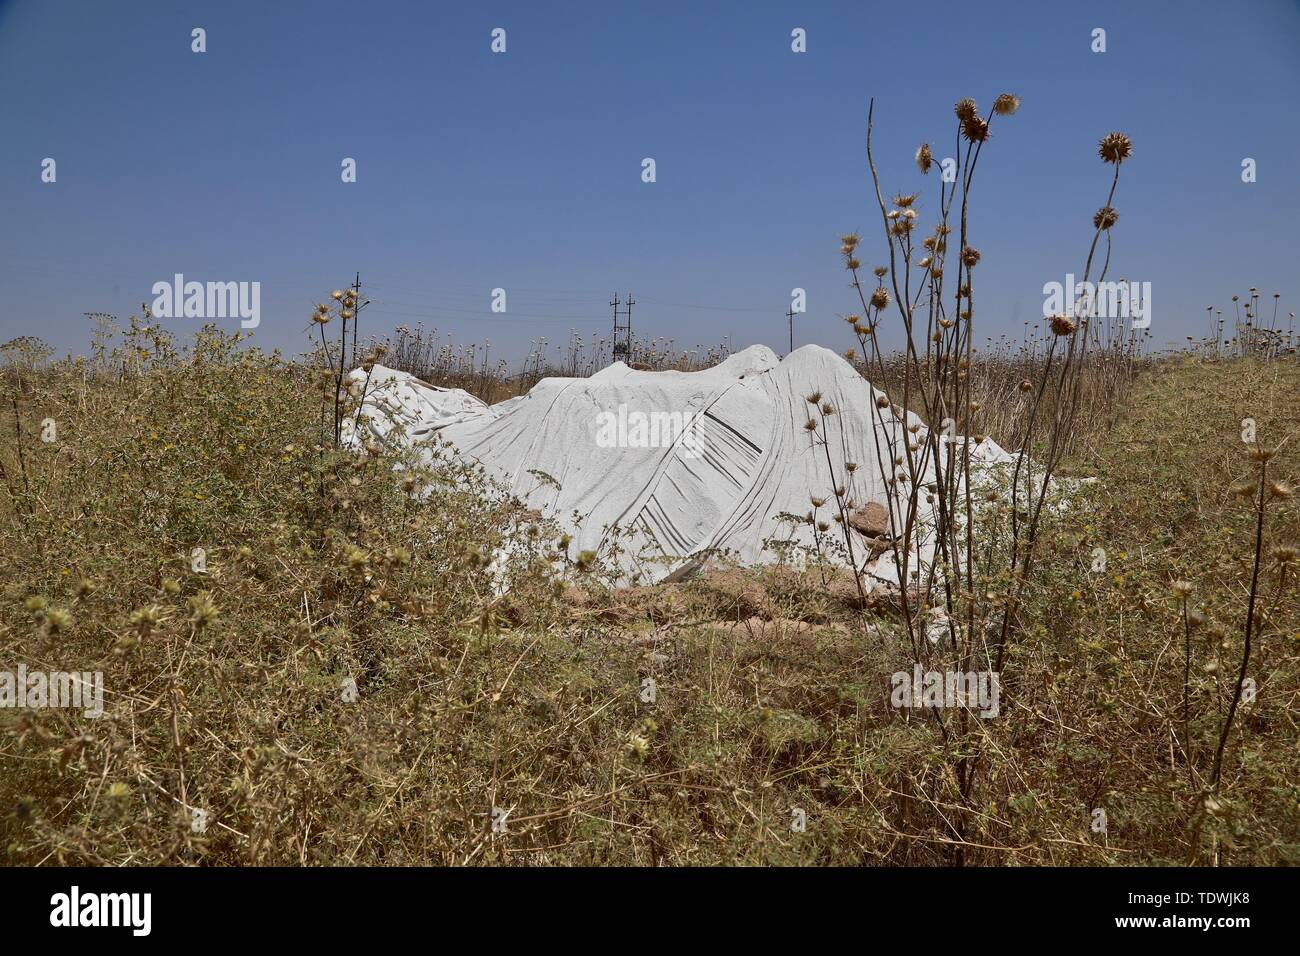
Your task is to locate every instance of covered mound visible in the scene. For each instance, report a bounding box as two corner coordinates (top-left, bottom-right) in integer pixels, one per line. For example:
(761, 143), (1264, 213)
(349, 345), (1013, 587)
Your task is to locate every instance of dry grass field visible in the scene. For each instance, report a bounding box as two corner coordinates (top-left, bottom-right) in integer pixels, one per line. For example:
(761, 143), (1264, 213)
(1, 319), (1295, 866)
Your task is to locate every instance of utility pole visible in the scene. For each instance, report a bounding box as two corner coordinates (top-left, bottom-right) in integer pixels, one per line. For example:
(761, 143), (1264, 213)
(350, 272), (370, 362)
(786, 305), (797, 355)
(611, 293), (634, 363)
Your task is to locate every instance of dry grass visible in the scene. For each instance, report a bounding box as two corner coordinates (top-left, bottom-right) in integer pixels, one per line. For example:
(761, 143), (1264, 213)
(1, 318), (1295, 865)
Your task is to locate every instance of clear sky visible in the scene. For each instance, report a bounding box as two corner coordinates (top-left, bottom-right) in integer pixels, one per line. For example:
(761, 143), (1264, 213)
(2, 0), (1298, 364)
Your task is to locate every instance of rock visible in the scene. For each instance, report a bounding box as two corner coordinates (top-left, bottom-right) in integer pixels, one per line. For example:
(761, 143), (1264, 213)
(848, 501), (890, 538)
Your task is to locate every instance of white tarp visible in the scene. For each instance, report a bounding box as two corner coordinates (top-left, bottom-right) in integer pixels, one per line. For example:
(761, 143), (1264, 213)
(348, 345), (1014, 587)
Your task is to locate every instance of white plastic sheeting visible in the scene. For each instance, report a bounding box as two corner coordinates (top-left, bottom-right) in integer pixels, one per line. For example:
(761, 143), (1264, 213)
(348, 345), (1014, 586)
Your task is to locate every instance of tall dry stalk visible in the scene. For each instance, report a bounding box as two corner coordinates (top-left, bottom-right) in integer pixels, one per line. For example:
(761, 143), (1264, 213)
(831, 96), (1135, 862)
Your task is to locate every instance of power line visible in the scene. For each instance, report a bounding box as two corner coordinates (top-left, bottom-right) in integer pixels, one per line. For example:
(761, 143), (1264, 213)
(0, 260), (777, 328)
(364, 306), (606, 325)
(635, 296), (772, 314)
(365, 304), (607, 324)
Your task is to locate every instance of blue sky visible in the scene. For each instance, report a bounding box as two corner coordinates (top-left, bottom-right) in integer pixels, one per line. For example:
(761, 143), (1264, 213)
(1, 0), (1298, 363)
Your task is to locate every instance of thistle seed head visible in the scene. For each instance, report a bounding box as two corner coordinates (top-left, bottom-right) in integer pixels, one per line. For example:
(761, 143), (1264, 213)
(1098, 131), (1133, 164)
(992, 93), (1021, 115)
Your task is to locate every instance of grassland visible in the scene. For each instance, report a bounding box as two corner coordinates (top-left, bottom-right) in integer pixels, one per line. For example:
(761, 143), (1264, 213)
(0, 329), (1296, 866)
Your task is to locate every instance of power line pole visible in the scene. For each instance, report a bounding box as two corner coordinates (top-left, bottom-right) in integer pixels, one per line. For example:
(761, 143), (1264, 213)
(610, 294), (619, 362)
(611, 292), (634, 363)
(350, 272), (370, 361)
(786, 305), (797, 355)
